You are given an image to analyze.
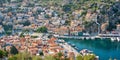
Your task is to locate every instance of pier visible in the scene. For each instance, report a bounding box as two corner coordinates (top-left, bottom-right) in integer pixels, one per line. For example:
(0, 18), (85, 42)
(54, 35), (120, 42)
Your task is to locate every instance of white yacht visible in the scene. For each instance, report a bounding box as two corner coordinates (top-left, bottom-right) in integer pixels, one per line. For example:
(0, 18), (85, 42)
(91, 37), (95, 40)
(117, 37), (120, 42)
(86, 37), (90, 40)
(111, 37), (116, 41)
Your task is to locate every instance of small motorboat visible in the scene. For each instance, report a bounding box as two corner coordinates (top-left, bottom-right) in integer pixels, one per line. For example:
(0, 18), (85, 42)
(86, 37), (90, 40)
(91, 37), (95, 40)
(71, 44), (75, 47)
(80, 49), (93, 55)
(74, 47), (79, 50)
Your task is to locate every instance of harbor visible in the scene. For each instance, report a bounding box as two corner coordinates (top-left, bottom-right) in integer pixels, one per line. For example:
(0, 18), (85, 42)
(62, 38), (120, 60)
(57, 39), (99, 59)
(59, 41), (79, 57)
(54, 33), (120, 60)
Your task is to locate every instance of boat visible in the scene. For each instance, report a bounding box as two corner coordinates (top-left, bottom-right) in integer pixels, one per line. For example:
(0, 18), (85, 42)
(91, 37), (95, 40)
(74, 47), (79, 50)
(71, 44), (75, 47)
(80, 49), (93, 55)
(111, 37), (116, 41)
(86, 37), (90, 40)
(58, 39), (65, 43)
(117, 37), (120, 42)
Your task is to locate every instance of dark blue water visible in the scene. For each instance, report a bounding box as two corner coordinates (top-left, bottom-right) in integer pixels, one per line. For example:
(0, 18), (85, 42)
(0, 34), (4, 37)
(62, 38), (120, 60)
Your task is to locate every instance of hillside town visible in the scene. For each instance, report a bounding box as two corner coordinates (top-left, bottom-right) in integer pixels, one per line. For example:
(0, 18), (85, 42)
(0, 0), (84, 37)
(0, 0), (120, 60)
(0, 34), (98, 60)
(0, 0), (120, 36)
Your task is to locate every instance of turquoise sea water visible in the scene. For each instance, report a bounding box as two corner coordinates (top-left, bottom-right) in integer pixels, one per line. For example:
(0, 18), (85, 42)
(62, 38), (120, 60)
(0, 34), (4, 37)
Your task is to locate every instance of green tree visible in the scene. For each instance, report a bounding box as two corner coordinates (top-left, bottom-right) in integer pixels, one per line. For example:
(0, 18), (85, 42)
(65, 20), (71, 25)
(31, 36), (38, 38)
(76, 55), (83, 60)
(0, 50), (4, 58)
(36, 26), (47, 33)
(39, 51), (44, 56)
(10, 46), (18, 55)
(83, 54), (96, 60)
(62, 4), (72, 13)
(44, 55), (55, 60)
(20, 32), (24, 37)
(54, 52), (63, 60)
(32, 56), (42, 60)
(57, 52), (63, 59)
(8, 56), (17, 60)
(0, 50), (8, 60)
(3, 23), (13, 35)
(8, 52), (31, 60)
(76, 54), (96, 60)
(8, 52), (42, 60)
(44, 14), (50, 19)
(22, 20), (31, 26)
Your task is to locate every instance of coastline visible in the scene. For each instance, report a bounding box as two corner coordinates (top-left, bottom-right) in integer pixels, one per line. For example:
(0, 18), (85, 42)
(61, 37), (120, 60)
(58, 41), (79, 57)
(57, 39), (99, 60)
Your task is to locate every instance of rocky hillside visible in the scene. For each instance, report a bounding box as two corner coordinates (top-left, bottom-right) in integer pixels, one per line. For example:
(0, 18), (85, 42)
(0, 0), (120, 34)
(40, 0), (120, 33)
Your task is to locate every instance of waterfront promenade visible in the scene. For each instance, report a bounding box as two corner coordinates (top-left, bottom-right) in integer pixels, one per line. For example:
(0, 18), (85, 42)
(54, 35), (120, 41)
(59, 42), (79, 57)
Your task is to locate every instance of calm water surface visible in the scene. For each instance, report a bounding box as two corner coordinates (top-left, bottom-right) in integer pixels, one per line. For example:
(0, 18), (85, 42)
(62, 38), (120, 60)
(0, 34), (4, 37)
